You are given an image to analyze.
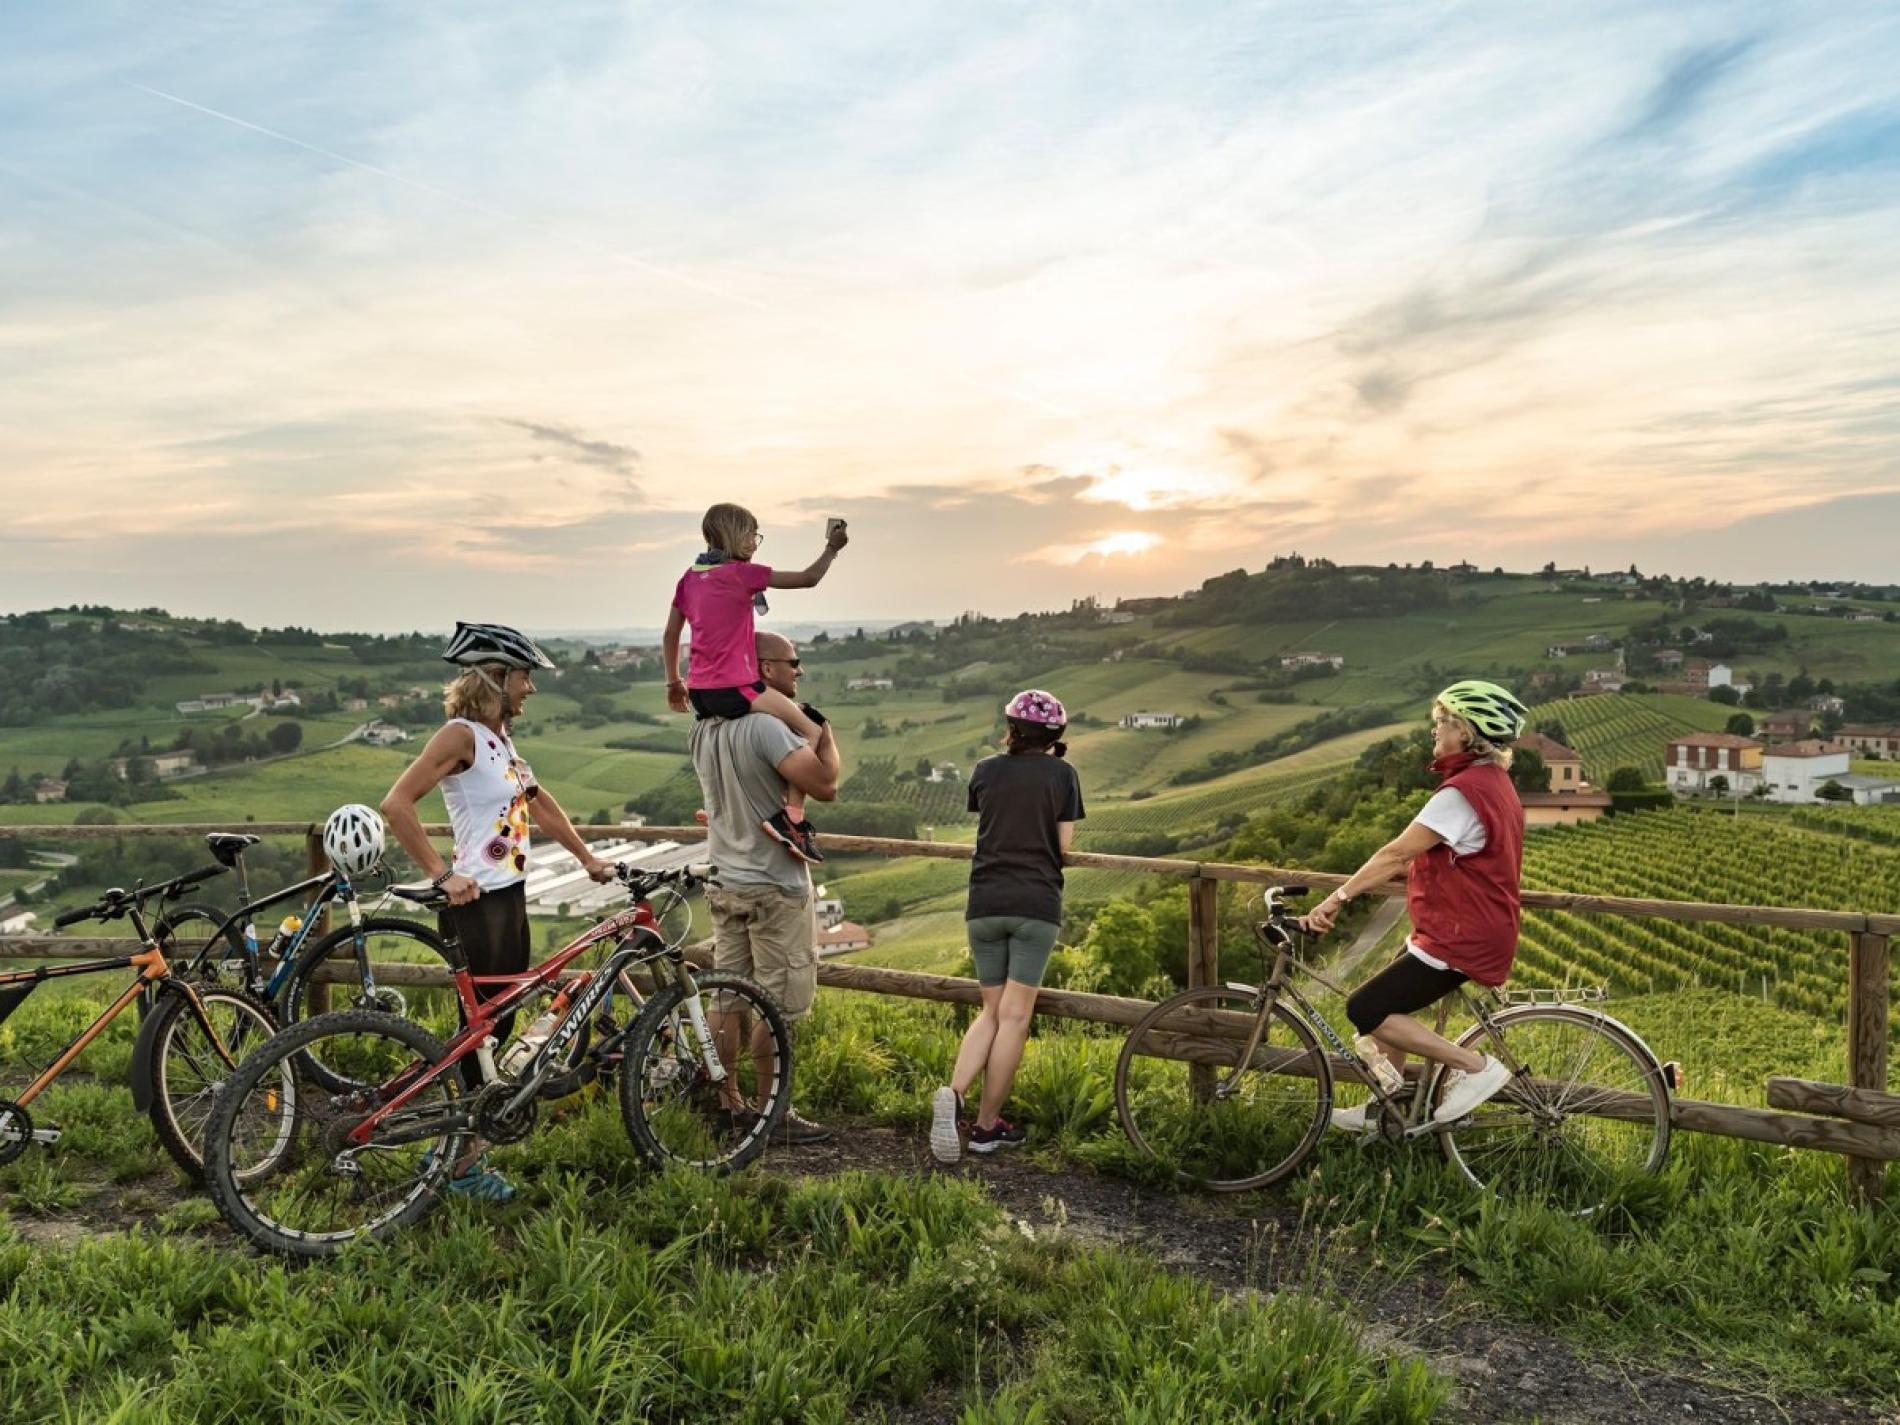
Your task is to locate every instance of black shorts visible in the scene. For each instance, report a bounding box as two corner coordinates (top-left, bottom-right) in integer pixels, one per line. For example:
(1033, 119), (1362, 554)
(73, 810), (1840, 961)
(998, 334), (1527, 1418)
(689, 681), (767, 720)
(1346, 951), (1468, 1035)
(438, 880), (531, 1085)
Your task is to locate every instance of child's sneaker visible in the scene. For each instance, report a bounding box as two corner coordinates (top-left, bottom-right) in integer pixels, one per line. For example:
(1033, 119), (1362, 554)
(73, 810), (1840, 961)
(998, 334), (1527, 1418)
(968, 1117), (1026, 1155)
(762, 810), (823, 863)
(930, 1086), (964, 1164)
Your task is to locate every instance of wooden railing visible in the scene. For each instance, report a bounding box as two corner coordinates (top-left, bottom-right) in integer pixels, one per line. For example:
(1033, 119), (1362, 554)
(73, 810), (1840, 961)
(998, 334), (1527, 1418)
(2, 821), (1894, 1202)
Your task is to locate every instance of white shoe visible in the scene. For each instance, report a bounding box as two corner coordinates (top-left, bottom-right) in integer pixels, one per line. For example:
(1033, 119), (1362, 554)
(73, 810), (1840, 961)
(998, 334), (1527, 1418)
(1434, 1056), (1513, 1123)
(1330, 1103), (1378, 1137)
(930, 1086), (962, 1164)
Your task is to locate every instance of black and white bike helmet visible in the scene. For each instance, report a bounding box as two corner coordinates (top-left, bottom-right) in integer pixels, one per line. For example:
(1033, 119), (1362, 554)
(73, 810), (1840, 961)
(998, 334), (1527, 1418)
(323, 803), (386, 879)
(441, 621), (557, 671)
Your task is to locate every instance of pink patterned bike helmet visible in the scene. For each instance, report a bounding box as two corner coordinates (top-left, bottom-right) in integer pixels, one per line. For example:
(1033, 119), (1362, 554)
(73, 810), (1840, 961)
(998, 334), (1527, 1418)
(1004, 688), (1067, 727)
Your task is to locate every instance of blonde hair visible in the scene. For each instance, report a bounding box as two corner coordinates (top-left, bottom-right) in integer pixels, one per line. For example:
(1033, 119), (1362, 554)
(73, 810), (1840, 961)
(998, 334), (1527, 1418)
(1432, 701), (1515, 770)
(443, 666), (506, 725)
(701, 502), (759, 558)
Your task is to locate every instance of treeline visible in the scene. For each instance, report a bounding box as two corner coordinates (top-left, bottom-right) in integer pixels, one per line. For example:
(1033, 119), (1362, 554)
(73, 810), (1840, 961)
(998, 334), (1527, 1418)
(1163, 564), (1452, 627)
(0, 614), (213, 723)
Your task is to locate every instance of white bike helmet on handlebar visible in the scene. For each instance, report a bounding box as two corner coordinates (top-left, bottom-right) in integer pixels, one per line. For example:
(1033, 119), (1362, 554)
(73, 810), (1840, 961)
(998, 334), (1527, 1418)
(323, 803), (386, 879)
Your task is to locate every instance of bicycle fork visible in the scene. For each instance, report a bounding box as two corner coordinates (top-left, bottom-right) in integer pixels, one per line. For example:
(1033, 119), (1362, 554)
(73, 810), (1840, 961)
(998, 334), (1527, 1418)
(671, 961), (728, 1086)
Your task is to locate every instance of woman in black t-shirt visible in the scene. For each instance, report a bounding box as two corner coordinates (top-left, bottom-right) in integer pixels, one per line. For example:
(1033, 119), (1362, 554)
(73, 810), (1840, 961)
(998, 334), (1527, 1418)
(930, 689), (1084, 1163)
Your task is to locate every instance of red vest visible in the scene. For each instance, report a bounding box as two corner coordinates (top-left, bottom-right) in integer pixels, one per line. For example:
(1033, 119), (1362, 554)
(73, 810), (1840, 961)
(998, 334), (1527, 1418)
(1406, 754), (1524, 986)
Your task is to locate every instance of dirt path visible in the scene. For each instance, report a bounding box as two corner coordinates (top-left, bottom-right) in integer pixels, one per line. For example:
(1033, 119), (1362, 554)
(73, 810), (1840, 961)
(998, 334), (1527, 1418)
(767, 1122), (1891, 1425)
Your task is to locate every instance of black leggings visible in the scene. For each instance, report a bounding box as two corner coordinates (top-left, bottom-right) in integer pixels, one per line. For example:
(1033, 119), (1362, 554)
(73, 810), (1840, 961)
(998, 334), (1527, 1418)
(1346, 951), (1468, 1036)
(438, 880), (531, 1087)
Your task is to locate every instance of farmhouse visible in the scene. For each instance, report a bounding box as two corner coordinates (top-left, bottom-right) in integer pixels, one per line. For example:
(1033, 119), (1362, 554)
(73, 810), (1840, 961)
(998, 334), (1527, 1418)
(1664, 733), (1763, 797)
(1808, 694), (1846, 716)
(1513, 732), (1610, 827)
(817, 921), (873, 956)
(1838, 724), (1900, 759)
(846, 677), (895, 691)
(1757, 710), (1815, 744)
(341, 697), (369, 713)
(32, 777), (68, 804)
(1827, 774), (1900, 806)
(361, 721), (411, 747)
(924, 762), (961, 783)
(1652, 649), (1685, 668)
(1120, 711), (1183, 730)
(1279, 653), (1345, 670)
(1760, 741), (1853, 804)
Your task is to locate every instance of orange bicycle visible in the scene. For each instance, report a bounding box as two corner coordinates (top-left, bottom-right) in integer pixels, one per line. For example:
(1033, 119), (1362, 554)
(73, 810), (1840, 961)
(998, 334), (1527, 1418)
(0, 865), (281, 1180)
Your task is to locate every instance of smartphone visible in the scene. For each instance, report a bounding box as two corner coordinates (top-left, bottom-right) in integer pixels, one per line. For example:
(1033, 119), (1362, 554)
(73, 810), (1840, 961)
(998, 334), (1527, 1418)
(825, 517), (848, 541)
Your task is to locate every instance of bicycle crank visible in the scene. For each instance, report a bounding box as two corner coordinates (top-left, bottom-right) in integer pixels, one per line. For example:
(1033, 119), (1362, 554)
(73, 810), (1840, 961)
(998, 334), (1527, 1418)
(0, 1100), (58, 1166)
(472, 1083), (539, 1144)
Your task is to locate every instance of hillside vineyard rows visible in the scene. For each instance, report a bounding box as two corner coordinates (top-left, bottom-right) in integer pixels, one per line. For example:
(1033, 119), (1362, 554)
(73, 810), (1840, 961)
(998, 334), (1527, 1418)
(1515, 808), (1900, 1018)
(1542, 691), (1735, 780)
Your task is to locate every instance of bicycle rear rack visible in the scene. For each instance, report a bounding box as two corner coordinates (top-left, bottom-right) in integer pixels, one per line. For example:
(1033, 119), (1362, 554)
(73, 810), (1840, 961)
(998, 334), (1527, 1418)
(1497, 984), (1609, 1005)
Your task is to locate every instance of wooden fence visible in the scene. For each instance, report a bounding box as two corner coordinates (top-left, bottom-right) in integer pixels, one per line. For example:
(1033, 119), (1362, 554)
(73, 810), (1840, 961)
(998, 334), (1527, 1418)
(2, 821), (1894, 1203)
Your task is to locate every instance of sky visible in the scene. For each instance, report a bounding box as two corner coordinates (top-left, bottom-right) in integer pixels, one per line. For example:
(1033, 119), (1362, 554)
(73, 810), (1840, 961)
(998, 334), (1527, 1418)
(3, 2), (1899, 633)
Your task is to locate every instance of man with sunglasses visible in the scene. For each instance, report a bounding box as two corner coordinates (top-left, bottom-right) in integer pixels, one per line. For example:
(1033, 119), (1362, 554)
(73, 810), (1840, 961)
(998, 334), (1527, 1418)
(689, 630), (841, 1144)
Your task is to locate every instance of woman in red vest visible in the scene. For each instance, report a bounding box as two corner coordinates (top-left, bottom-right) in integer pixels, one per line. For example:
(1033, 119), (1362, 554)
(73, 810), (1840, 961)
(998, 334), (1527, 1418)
(1299, 680), (1529, 1132)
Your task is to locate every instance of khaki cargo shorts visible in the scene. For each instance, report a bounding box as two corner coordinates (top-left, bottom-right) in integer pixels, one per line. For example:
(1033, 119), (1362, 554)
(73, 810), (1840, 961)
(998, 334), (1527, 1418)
(705, 883), (817, 1021)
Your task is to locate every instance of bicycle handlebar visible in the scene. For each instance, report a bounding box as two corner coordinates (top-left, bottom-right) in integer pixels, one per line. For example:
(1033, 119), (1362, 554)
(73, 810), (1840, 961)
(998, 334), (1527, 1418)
(55, 863), (231, 928)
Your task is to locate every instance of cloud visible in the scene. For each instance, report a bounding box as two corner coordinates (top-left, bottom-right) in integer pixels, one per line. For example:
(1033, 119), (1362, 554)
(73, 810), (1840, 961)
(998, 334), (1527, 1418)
(497, 418), (643, 488)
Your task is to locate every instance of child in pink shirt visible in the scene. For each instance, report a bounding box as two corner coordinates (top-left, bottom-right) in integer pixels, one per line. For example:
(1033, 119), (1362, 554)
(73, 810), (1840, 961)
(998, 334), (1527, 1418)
(663, 502), (848, 861)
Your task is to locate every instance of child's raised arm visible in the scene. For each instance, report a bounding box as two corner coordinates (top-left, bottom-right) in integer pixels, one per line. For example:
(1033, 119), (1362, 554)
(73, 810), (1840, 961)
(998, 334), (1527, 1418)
(661, 606), (689, 713)
(768, 525), (848, 590)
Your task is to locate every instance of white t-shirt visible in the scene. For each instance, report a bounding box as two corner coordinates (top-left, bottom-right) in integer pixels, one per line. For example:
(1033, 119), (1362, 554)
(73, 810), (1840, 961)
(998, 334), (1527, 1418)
(1405, 787), (1487, 970)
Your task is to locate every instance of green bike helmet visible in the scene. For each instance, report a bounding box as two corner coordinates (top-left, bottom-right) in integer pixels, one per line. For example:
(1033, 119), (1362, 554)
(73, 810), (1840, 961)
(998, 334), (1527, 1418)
(1434, 679), (1529, 744)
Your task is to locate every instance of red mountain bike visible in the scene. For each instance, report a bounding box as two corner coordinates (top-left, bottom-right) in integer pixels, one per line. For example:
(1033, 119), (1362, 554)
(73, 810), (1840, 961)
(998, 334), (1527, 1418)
(202, 862), (792, 1257)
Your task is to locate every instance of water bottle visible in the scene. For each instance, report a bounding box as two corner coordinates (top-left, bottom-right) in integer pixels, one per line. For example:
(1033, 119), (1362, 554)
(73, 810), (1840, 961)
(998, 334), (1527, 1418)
(266, 914), (303, 959)
(500, 1002), (563, 1077)
(1354, 1035), (1405, 1095)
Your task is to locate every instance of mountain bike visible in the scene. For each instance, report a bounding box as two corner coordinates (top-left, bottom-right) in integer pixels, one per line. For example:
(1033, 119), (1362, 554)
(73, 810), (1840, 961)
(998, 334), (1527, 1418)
(1114, 886), (1675, 1216)
(152, 832), (450, 1027)
(0, 867), (280, 1180)
(203, 862), (793, 1257)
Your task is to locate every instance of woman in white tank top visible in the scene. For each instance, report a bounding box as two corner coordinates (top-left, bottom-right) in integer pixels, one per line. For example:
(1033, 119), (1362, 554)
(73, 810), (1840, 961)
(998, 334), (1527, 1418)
(380, 623), (616, 1201)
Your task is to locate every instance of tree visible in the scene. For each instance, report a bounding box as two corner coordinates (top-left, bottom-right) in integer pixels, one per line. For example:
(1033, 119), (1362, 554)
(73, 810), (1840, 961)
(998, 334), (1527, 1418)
(1534, 719), (1568, 746)
(1816, 780), (1853, 803)
(1709, 685), (1740, 706)
(1509, 747), (1550, 794)
(1725, 713), (1755, 736)
(1606, 766), (1648, 792)
(1708, 775), (1730, 798)
(266, 721), (304, 755)
(1081, 901), (1162, 996)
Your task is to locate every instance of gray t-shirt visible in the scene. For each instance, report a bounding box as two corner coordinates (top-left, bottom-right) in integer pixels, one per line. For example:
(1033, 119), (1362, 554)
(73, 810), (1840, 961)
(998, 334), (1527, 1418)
(689, 715), (810, 895)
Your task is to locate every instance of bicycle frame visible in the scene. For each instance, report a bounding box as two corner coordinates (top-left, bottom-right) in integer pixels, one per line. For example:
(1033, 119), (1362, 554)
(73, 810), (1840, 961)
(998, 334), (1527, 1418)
(183, 870), (338, 991)
(2, 903), (241, 1117)
(344, 890), (713, 1149)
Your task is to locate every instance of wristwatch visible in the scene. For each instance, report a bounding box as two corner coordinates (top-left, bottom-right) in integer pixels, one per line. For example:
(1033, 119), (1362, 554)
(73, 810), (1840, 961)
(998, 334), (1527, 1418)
(1328, 887), (1353, 907)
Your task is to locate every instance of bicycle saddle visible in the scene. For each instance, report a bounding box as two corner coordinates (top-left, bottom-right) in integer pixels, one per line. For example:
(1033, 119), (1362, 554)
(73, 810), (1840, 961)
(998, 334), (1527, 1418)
(204, 832), (262, 866)
(389, 881), (451, 910)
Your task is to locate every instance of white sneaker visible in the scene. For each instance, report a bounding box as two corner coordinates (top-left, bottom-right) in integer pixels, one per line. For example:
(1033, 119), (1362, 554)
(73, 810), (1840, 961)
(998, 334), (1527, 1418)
(930, 1086), (963, 1164)
(1434, 1056), (1513, 1123)
(1330, 1103), (1379, 1137)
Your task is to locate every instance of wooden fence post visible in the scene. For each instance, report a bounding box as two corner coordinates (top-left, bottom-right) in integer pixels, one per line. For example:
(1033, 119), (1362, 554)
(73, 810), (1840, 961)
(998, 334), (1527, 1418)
(305, 827), (332, 1015)
(1847, 931), (1891, 1205)
(1186, 870), (1220, 1101)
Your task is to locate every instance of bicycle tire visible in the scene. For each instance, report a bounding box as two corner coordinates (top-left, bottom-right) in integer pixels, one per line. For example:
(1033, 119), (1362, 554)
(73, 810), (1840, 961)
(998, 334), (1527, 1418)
(144, 982), (279, 1181)
(144, 903), (245, 1017)
(204, 1009), (461, 1259)
(279, 918), (464, 1091)
(1436, 1004), (1671, 1216)
(1115, 985), (1332, 1192)
(617, 970), (791, 1174)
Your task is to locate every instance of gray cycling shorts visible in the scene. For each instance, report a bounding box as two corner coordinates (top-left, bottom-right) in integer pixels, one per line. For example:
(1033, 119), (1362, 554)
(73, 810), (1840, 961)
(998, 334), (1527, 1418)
(966, 915), (1061, 988)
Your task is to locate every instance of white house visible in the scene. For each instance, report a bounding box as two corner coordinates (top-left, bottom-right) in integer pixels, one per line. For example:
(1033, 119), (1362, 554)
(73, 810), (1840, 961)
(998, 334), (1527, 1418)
(924, 762), (961, 783)
(845, 677), (894, 691)
(151, 751), (198, 780)
(1121, 711), (1183, 730)
(815, 896), (845, 929)
(361, 721), (411, 746)
(1279, 653), (1345, 670)
(1809, 694), (1846, 716)
(1829, 774), (1900, 806)
(817, 921), (873, 956)
(1760, 740), (1853, 803)
(1664, 733), (1763, 797)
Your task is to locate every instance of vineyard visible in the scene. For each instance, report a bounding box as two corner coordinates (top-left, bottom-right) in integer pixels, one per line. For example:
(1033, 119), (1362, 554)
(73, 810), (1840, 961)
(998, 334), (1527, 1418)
(839, 758), (974, 825)
(1790, 803), (1900, 847)
(1534, 692), (1735, 780)
(1515, 806), (1900, 1023)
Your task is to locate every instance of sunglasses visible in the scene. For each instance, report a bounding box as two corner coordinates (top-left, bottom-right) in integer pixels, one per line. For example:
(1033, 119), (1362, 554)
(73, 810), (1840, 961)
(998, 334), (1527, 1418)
(763, 656), (802, 669)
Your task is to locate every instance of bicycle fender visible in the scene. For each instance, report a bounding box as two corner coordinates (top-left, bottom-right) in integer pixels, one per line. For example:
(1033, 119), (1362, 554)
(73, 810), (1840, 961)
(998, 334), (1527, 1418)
(128, 983), (174, 1113)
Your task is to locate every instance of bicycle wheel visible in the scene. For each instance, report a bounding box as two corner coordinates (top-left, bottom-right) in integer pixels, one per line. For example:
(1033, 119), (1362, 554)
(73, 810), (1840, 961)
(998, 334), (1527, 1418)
(143, 903), (243, 1018)
(279, 918), (465, 1091)
(204, 1010), (463, 1259)
(617, 970), (790, 1173)
(144, 982), (280, 1181)
(1437, 1005), (1671, 1216)
(1115, 986), (1332, 1191)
